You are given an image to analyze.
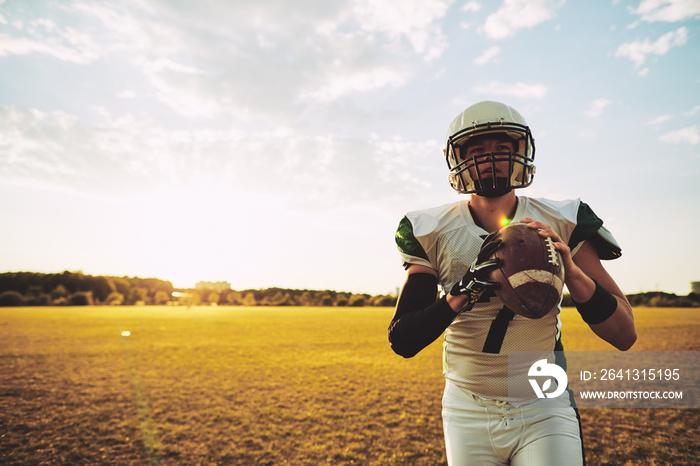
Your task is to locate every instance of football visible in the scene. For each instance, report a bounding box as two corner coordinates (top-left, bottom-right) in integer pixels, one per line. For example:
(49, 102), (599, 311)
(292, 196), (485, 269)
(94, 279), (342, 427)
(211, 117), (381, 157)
(488, 223), (564, 319)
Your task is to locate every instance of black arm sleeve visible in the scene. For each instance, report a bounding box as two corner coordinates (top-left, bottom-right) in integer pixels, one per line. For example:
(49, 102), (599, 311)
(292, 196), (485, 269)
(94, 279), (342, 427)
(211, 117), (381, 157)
(388, 273), (458, 358)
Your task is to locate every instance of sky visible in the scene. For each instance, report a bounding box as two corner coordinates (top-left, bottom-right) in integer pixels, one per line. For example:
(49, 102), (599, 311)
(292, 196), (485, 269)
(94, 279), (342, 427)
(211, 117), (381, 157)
(0, 0), (698, 296)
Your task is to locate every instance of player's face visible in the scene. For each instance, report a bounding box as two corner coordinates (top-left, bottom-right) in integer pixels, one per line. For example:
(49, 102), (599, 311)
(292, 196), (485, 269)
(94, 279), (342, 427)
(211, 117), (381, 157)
(460, 136), (516, 180)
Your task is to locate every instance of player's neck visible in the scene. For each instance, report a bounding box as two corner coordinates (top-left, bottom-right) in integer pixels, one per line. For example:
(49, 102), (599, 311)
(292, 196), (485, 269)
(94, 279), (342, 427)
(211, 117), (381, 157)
(467, 192), (518, 233)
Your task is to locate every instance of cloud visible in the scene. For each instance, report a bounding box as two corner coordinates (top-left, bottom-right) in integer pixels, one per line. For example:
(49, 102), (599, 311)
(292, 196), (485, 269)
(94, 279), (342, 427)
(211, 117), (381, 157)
(0, 5), (127, 63)
(659, 125), (700, 144)
(480, 0), (559, 40)
(134, 57), (222, 118)
(629, 0), (700, 23)
(0, 29), (101, 63)
(462, 1), (482, 13)
(647, 105), (700, 126)
(0, 106), (86, 183)
(0, 1), (452, 215)
(350, 0), (454, 61)
(585, 98), (614, 118)
(82, 1), (436, 115)
(0, 104), (439, 213)
(117, 90), (136, 99)
(0, 0), (444, 124)
(683, 105), (700, 116)
(299, 65), (407, 104)
(370, 134), (441, 190)
(473, 46), (501, 65)
(615, 27), (688, 74)
(0, 105), (250, 195)
(648, 114), (673, 125)
(473, 81), (548, 99)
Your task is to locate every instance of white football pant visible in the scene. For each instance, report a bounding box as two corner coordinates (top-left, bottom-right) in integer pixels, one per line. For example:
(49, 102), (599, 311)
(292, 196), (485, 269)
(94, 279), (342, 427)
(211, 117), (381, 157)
(442, 380), (584, 466)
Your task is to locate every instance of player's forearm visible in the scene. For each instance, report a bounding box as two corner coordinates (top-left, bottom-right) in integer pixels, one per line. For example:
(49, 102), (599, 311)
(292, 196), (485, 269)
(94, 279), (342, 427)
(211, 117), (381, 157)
(568, 266), (637, 350)
(388, 273), (456, 358)
(562, 263), (597, 304)
(388, 297), (457, 358)
(568, 241), (637, 350)
(445, 293), (470, 313)
(588, 300), (637, 351)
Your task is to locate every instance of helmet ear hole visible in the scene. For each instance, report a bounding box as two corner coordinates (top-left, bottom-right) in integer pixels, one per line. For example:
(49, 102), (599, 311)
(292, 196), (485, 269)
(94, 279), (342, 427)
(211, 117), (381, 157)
(448, 172), (472, 192)
(448, 174), (460, 191)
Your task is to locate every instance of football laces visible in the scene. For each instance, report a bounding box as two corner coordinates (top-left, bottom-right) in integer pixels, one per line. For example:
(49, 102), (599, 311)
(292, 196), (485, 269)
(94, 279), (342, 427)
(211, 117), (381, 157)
(544, 236), (560, 267)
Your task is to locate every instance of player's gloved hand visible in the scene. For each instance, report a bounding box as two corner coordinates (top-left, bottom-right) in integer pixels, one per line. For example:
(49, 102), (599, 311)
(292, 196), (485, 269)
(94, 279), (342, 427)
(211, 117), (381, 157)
(449, 233), (503, 310)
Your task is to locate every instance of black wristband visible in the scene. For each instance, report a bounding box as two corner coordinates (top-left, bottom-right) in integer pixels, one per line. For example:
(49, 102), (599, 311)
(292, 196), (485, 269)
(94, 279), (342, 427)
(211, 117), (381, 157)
(572, 280), (618, 325)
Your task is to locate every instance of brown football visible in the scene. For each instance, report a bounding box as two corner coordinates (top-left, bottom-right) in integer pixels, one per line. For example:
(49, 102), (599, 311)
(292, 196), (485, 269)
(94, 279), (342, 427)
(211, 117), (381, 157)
(488, 223), (564, 319)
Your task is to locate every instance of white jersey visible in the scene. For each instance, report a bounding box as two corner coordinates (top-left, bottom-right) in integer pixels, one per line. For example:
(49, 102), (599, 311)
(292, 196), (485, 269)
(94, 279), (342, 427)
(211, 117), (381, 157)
(395, 196), (620, 401)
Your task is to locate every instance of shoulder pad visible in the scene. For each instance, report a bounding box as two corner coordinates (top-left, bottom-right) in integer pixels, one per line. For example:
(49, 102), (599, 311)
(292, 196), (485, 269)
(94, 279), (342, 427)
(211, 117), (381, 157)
(396, 216), (430, 267)
(590, 225), (621, 260)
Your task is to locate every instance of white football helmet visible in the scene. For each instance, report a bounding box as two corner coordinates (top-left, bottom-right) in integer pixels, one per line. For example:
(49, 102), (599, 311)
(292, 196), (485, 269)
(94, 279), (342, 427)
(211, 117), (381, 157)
(444, 101), (536, 197)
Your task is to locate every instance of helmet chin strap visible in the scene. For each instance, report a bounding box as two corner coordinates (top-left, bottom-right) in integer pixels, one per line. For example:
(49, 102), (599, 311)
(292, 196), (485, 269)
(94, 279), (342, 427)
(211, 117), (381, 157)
(475, 177), (512, 198)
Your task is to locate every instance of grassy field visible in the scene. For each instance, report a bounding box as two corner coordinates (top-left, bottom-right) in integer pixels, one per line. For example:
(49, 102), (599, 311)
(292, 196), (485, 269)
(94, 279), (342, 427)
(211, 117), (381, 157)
(1, 306), (698, 465)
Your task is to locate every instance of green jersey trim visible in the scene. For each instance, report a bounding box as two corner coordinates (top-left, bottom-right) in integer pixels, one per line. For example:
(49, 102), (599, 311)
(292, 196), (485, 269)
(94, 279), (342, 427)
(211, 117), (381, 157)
(569, 202), (621, 260)
(395, 216), (430, 264)
(569, 202), (602, 250)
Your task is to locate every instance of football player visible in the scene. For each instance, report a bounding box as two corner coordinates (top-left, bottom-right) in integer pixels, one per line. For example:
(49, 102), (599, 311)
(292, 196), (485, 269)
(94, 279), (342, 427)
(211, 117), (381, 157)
(389, 101), (636, 465)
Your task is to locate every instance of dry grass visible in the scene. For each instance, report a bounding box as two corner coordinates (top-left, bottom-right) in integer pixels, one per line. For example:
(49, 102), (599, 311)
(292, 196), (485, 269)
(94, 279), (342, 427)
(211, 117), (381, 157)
(559, 307), (700, 465)
(0, 306), (698, 465)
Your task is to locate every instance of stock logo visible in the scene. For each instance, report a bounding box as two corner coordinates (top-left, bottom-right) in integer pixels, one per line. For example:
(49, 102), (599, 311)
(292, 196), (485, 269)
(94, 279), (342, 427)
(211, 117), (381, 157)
(528, 359), (568, 399)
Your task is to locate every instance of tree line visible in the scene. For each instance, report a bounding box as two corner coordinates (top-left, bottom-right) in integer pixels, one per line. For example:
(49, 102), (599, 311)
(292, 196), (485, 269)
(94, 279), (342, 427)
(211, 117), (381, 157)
(0, 271), (697, 308)
(559, 291), (699, 308)
(0, 271), (174, 306)
(0, 271), (397, 307)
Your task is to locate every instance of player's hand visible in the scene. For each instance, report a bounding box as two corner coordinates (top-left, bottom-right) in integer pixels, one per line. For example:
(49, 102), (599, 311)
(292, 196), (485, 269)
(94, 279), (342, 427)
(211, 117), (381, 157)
(519, 218), (574, 271)
(449, 233), (503, 309)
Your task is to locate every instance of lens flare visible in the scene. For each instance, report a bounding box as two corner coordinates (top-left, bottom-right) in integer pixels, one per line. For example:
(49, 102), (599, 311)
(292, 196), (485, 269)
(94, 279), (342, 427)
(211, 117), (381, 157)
(500, 217), (511, 227)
